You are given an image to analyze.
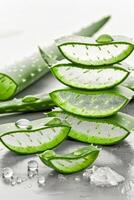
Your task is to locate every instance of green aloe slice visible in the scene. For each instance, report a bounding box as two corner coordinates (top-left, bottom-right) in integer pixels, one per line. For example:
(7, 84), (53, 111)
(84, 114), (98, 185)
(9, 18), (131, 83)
(39, 146), (100, 174)
(57, 35), (134, 66)
(51, 61), (129, 90)
(0, 93), (55, 114)
(48, 110), (134, 145)
(0, 117), (70, 154)
(49, 86), (134, 118)
(0, 16), (110, 100)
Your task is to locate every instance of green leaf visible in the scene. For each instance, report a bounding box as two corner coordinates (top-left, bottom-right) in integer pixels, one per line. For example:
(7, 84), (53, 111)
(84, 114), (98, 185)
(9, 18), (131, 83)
(49, 86), (134, 118)
(47, 110), (134, 145)
(51, 61), (129, 90)
(0, 117), (70, 154)
(39, 146), (100, 174)
(57, 35), (134, 66)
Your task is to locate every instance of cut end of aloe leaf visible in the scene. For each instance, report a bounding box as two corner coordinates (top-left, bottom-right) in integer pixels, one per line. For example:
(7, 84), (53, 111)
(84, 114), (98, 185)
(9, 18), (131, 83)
(50, 87), (133, 118)
(48, 111), (134, 145)
(0, 74), (17, 100)
(0, 117), (70, 154)
(51, 61), (129, 90)
(57, 35), (134, 66)
(39, 146), (100, 174)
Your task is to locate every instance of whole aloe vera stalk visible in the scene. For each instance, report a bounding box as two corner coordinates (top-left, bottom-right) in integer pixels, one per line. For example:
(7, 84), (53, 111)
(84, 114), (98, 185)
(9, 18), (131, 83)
(0, 117), (71, 154)
(0, 93), (55, 113)
(48, 110), (134, 145)
(0, 16), (110, 101)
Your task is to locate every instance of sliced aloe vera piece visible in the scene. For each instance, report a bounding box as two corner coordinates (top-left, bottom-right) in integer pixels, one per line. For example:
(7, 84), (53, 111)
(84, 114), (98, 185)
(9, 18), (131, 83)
(0, 117), (70, 154)
(0, 16), (110, 100)
(50, 86), (134, 118)
(57, 35), (134, 66)
(51, 61), (129, 90)
(39, 146), (99, 174)
(48, 110), (134, 145)
(0, 93), (55, 114)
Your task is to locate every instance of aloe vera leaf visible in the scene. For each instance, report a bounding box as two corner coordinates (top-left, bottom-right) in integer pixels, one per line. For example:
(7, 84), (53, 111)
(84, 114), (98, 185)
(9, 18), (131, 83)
(57, 35), (134, 66)
(47, 110), (134, 145)
(0, 93), (55, 114)
(0, 117), (71, 154)
(0, 16), (110, 101)
(51, 61), (130, 90)
(49, 86), (134, 118)
(121, 64), (134, 90)
(39, 146), (99, 174)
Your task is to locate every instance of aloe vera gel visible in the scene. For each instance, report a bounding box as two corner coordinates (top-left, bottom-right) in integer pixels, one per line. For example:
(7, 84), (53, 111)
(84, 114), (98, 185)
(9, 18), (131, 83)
(0, 117), (70, 154)
(40, 33), (134, 146)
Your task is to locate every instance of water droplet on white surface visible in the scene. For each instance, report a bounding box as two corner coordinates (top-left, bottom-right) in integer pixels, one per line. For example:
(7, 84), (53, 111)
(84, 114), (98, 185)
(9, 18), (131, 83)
(58, 174), (66, 182)
(11, 178), (16, 186)
(74, 176), (81, 182)
(15, 119), (32, 129)
(37, 176), (46, 186)
(2, 167), (13, 179)
(16, 177), (22, 184)
(28, 160), (38, 178)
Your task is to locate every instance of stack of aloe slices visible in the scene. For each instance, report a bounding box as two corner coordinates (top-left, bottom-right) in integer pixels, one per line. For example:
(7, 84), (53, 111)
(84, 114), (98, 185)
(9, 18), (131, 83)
(40, 33), (134, 147)
(0, 16), (110, 101)
(0, 17), (112, 174)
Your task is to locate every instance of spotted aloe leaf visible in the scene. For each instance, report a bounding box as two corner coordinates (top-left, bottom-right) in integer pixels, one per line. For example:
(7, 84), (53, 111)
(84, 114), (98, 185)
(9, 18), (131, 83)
(49, 86), (134, 118)
(0, 16), (110, 101)
(57, 35), (134, 66)
(39, 146), (100, 174)
(48, 110), (134, 145)
(51, 61), (130, 90)
(0, 93), (55, 114)
(0, 117), (71, 154)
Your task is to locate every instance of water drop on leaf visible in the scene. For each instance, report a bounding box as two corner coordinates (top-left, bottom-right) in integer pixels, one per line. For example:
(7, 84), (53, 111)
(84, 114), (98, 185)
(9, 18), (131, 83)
(96, 34), (113, 43)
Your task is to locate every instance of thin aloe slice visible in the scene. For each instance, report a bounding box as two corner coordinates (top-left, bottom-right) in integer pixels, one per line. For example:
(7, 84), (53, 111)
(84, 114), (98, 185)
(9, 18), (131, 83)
(121, 65), (134, 90)
(0, 117), (70, 154)
(0, 93), (55, 114)
(48, 110), (134, 145)
(50, 86), (134, 118)
(39, 146), (99, 174)
(57, 35), (134, 66)
(51, 61), (129, 90)
(0, 16), (110, 100)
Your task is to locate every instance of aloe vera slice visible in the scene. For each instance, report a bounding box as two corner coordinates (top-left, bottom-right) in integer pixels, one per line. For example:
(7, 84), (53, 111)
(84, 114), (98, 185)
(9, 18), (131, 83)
(0, 93), (55, 114)
(51, 61), (129, 90)
(50, 86), (134, 118)
(39, 146), (99, 174)
(48, 110), (134, 145)
(0, 16), (110, 100)
(57, 35), (134, 66)
(0, 117), (70, 154)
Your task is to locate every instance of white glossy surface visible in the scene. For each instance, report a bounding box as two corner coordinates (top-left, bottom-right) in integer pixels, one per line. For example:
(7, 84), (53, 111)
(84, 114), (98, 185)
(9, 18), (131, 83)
(0, 0), (134, 199)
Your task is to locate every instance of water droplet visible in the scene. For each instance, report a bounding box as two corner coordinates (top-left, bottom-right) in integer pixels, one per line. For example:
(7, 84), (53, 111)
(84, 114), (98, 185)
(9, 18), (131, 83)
(15, 119), (32, 129)
(58, 174), (66, 182)
(2, 167), (13, 179)
(37, 176), (46, 187)
(16, 177), (22, 184)
(82, 171), (91, 181)
(22, 95), (39, 103)
(74, 176), (81, 182)
(11, 178), (16, 186)
(22, 177), (27, 182)
(28, 160), (38, 178)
